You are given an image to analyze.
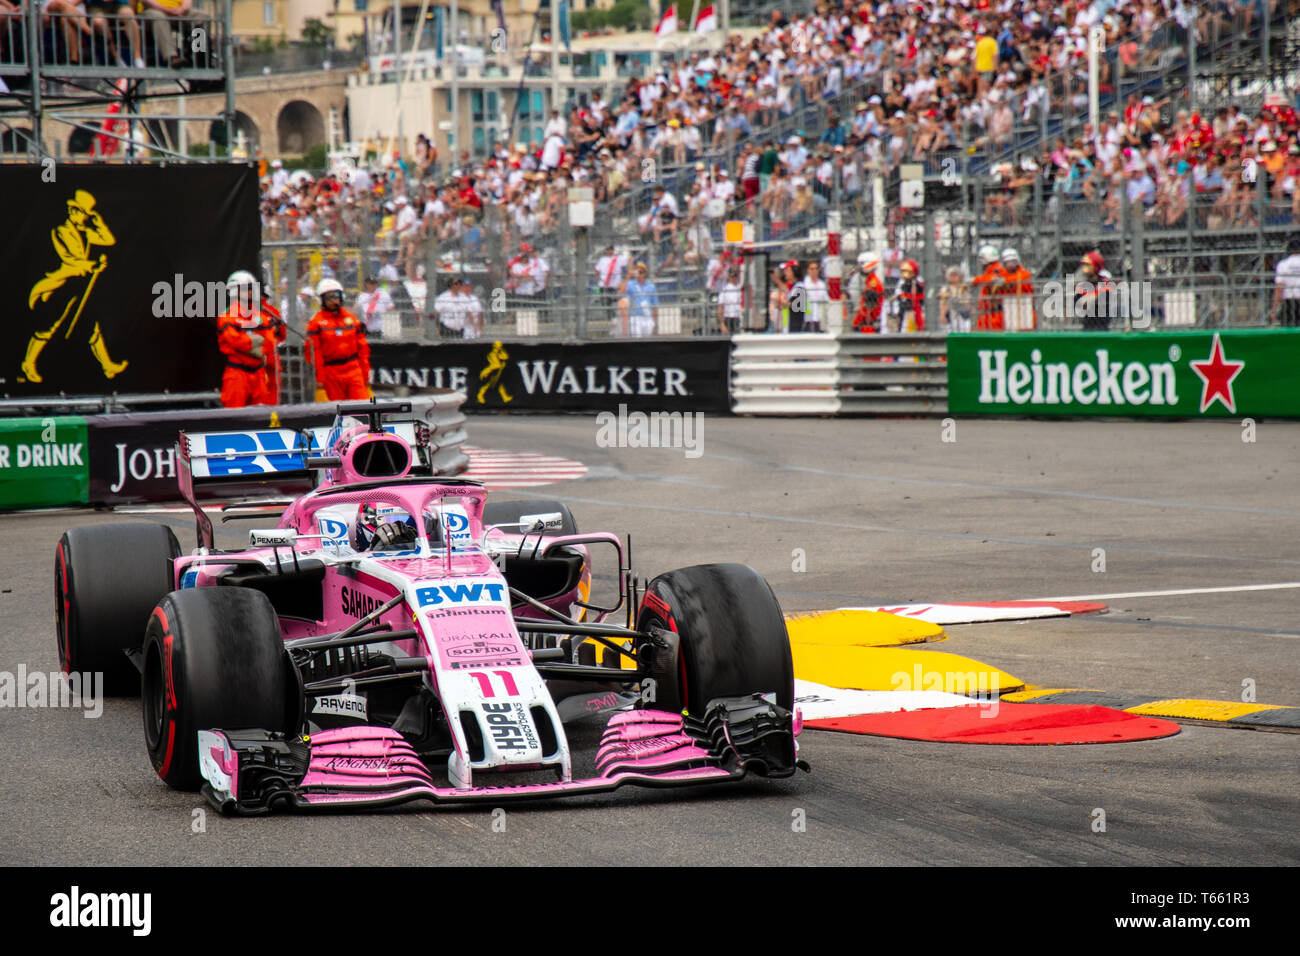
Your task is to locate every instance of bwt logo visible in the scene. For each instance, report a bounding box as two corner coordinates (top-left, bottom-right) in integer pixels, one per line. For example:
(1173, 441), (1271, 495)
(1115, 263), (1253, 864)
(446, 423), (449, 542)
(416, 582), (507, 607)
(201, 431), (319, 476)
(1041, 279), (1153, 327)
(441, 510), (471, 541)
(318, 517), (349, 549)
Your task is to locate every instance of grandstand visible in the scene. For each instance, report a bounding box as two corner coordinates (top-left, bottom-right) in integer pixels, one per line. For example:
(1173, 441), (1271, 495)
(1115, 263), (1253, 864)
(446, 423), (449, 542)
(7, 1), (1296, 334)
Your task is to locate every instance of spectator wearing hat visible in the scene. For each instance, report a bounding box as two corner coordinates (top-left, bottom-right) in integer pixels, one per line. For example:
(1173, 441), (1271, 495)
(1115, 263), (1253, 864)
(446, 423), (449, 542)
(434, 277), (485, 340)
(1076, 251), (1115, 330)
(890, 260), (925, 333)
(619, 262), (659, 338)
(506, 242), (550, 323)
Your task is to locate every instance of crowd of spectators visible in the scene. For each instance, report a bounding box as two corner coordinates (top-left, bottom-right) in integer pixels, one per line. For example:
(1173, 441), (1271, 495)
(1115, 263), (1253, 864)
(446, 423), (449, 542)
(983, 92), (1300, 233)
(251, 0), (1294, 333)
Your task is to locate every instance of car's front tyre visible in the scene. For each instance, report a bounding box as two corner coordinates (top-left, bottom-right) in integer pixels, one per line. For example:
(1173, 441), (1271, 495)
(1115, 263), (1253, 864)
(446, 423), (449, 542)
(636, 563), (794, 716)
(142, 588), (292, 791)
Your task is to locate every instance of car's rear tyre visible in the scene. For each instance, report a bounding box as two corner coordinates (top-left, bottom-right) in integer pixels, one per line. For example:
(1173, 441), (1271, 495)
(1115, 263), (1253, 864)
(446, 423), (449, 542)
(56, 523), (180, 696)
(636, 563), (794, 716)
(481, 498), (578, 535)
(142, 588), (290, 791)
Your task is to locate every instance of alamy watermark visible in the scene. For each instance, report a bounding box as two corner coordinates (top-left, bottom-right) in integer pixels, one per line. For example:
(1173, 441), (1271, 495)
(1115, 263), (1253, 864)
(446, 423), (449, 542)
(151, 274), (261, 318)
(890, 665), (1001, 717)
(595, 404), (704, 459)
(1041, 279), (1153, 328)
(1, 667), (102, 718)
(49, 886), (151, 936)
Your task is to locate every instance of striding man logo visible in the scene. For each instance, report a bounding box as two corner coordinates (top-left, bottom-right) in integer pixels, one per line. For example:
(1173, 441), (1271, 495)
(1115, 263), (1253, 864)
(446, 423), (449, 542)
(476, 341), (514, 405)
(22, 189), (127, 384)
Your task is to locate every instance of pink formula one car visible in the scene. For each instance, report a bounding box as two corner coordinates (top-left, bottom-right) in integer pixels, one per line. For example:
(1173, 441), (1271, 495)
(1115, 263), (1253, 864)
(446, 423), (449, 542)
(55, 402), (805, 813)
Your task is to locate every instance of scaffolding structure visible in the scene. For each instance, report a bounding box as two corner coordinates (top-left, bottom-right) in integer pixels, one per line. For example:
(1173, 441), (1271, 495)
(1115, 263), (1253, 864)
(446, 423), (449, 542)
(0, 0), (235, 162)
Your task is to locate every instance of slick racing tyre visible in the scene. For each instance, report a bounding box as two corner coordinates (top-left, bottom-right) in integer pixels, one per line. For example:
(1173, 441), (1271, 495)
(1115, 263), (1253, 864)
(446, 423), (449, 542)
(142, 588), (291, 791)
(56, 523), (181, 696)
(481, 498), (579, 535)
(636, 563), (794, 716)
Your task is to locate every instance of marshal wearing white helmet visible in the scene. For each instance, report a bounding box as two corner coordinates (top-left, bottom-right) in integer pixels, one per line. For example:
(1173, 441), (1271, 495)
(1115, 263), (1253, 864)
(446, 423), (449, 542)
(307, 278), (371, 402)
(225, 270), (260, 314)
(973, 244), (1008, 330)
(217, 269), (273, 408)
(849, 251), (885, 333)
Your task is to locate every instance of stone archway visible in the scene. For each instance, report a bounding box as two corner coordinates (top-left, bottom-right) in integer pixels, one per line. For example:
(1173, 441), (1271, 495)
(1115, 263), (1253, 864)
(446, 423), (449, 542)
(208, 111), (261, 152)
(67, 125), (96, 155)
(233, 110), (260, 150)
(0, 125), (36, 157)
(276, 100), (325, 155)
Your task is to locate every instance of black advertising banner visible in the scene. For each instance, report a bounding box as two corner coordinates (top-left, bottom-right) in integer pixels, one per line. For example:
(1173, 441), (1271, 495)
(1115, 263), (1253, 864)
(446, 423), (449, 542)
(370, 339), (732, 414)
(1, 164), (260, 399)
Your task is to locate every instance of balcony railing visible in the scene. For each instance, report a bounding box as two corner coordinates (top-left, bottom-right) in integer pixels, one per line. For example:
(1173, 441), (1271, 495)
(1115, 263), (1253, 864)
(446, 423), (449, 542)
(1, 7), (227, 81)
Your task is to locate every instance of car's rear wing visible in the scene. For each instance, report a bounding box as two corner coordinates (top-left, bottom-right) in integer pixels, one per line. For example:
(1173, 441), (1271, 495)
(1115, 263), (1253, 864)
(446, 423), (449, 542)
(176, 422), (423, 550)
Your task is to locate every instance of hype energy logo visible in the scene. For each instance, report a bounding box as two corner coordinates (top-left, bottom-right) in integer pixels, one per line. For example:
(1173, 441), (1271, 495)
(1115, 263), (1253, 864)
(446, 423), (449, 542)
(948, 331), (1299, 418)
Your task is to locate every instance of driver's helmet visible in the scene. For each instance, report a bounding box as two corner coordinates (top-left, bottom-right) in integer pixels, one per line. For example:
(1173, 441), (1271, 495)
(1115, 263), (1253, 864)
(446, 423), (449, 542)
(353, 502), (443, 551)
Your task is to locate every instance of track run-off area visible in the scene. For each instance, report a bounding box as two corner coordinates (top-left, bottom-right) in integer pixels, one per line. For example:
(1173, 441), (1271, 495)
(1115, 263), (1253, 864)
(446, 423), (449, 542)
(0, 416), (1296, 866)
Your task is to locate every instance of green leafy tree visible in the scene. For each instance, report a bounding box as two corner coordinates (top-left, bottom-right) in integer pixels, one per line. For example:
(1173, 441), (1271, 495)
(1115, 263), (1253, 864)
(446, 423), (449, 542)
(301, 18), (331, 47)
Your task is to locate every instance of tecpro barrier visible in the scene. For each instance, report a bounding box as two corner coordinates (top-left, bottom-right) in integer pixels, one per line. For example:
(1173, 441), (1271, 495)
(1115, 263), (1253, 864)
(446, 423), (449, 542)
(0, 416), (90, 509)
(370, 339), (732, 415)
(731, 334), (948, 415)
(947, 330), (1300, 418)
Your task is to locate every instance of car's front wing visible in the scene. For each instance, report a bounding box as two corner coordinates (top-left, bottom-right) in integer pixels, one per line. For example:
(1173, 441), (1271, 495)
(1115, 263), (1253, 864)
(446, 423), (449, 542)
(198, 697), (806, 815)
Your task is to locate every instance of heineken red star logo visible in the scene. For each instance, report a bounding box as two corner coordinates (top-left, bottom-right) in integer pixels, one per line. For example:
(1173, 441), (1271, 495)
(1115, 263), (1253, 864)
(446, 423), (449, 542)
(1189, 333), (1245, 413)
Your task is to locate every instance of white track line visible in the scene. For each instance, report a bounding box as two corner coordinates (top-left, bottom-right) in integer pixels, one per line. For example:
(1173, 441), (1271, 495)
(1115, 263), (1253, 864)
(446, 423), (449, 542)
(1022, 582), (1300, 602)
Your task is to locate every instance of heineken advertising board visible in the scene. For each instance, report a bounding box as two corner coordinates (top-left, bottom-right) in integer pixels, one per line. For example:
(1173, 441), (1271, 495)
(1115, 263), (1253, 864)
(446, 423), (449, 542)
(948, 331), (1300, 418)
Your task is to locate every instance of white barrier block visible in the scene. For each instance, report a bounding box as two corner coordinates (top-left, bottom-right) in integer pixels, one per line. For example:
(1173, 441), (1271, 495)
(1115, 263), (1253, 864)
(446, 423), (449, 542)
(516, 310), (539, 336)
(1163, 290), (1197, 326)
(381, 312), (401, 340)
(1003, 296), (1035, 331)
(658, 306), (683, 335)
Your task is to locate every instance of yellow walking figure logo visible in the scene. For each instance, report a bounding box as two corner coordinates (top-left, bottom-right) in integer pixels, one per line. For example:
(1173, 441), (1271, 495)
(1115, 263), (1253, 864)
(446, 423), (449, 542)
(477, 341), (514, 404)
(22, 189), (128, 384)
